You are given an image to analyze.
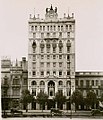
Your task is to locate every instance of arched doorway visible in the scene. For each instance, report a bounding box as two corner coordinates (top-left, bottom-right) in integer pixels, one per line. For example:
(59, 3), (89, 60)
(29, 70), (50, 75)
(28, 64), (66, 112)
(48, 81), (55, 97)
(47, 81), (55, 110)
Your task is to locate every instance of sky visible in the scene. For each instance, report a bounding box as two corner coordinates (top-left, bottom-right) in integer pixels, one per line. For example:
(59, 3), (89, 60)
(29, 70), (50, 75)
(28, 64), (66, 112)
(0, 0), (103, 71)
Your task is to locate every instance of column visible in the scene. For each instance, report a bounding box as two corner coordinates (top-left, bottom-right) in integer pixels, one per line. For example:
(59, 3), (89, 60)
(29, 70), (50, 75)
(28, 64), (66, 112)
(63, 103), (66, 110)
(36, 103), (40, 110)
(45, 81), (48, 94)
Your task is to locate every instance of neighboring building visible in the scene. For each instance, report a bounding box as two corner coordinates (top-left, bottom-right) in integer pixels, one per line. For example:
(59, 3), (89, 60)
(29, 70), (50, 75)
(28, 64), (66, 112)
(1, 57), (28, 110)
(75, 71), (103, 109)
(28, 5), (75, 110)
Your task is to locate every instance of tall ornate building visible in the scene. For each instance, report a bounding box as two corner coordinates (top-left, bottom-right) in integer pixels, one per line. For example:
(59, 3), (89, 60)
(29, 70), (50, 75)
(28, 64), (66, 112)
(28, 5), (75, 110)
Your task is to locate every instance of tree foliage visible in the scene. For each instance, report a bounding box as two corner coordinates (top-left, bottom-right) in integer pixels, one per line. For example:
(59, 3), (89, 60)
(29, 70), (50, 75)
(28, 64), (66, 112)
(20, 89), (34, 112)
(85, 90), (97, 109)
(54, 92), (66, 109)
(71, 90), (84, 111)
(36, 91), (48, 112)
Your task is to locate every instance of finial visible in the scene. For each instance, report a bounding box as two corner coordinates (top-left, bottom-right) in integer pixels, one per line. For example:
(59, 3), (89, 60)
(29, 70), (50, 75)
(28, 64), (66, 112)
(34, 8), (35, 18)
(16, 59), (18, 66)
(50, 4), (53, 10)
(68, 7), (70, 18)
(72, 13), (74, 18)
(29, 14), (31, 19)
(37, 14), (39, 18)
(64, 13), (66, 18)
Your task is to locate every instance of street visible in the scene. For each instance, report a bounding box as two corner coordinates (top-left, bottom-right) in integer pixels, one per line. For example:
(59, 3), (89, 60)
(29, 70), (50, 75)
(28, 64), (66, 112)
(2, 118), (103, 120)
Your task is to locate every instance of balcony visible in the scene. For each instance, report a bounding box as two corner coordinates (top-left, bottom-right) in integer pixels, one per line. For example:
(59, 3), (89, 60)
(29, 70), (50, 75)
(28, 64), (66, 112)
(11, 84), (21, 88)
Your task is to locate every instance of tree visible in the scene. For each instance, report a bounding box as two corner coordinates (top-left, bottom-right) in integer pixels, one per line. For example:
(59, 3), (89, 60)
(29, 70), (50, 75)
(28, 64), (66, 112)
(36, 91), (48, 112)
(85, 90), (97, 110)
(54, 92), (66, 109)
(20, 90), (34, 112)
(71, 90), (84, 112)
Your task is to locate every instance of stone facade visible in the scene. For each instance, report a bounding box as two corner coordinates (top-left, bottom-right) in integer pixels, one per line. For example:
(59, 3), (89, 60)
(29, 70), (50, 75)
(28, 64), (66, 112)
(1, 57), (28, 110)
(28, 5), (75, 110)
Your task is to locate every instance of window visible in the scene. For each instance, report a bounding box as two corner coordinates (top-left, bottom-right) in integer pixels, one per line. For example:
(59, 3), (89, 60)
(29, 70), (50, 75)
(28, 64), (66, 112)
(69, 25), (72, 30)
(40, 89), (44, 93)
(47, 55), (50, 59)
(33, 55), (36, 61)
(31, 26), (34, 31)
(47, 33), (50, 37)
(32, 89), (36, 96)
(76, 80), (78, 86)
(67, 47), (70, 53)
(67, 89), (70, 96)
(59, 71), (62, 76)
(53, 62), (56, 67)
(59, 55), (62, 59)
(96, 80), (98, 86)
(32, 71), (36, 76)
(53, 71), (56, 75)
(40, 62), (44, 67)
(92, 80), (94, 86)
(58, 26), (60, 31)
(41, 55), (44, 59)
(40, 26), (42, 31)
(54, 25), (56, 31)
(53, 55), (56, 59)
(23, 79), (27, 85)
(67, 32), (70, 37)
(66, 25), (68, 30)
(47, 48), (50, 53)
(32, 81), (37, 85)
(53, 48), (56, 53)
(59, 32), (62, 37)
(33, 33), (36, 38)
(67, 62), (70, 68)
(59, 48), (62, 53)
(50, 91), (53, 96)
(43, 26), (45, 31)
(47, 71), (50, 75)
(47, 26), (49, 31)
(61, 26), (63, 31)
(40, 81), (45, 85)
(80, 80), (83, 87)
(67, 55), (70, 60)
(67, 71), (70, 76)
(59, 62), (62, 67)
(41, 33), (44, 38)
(53, 32), (56, 37)
(13, 79), (20, 85)
(35, 26), (37, 31)
(41, 71), (44, 76)
(47, 62), (50, 67)
(86, 80), (89, 87)
(33, 48), (36, 53)
(41, 48), (44, 53)
(13, 88), (20, 96)
(50, 26), (52, 31)
(58, 81), (63, 86)
(58, 90), (63, 95)
(32, 63), (36, 69)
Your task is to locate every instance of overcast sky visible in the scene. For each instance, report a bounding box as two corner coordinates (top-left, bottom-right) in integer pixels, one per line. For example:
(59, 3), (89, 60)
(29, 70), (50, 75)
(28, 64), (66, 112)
(0, 0), (103, 71)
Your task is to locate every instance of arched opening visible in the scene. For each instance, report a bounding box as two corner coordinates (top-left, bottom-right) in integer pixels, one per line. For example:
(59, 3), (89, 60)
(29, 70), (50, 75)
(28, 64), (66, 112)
(31, 81), (37, 85)
(48, 81), (55, 97)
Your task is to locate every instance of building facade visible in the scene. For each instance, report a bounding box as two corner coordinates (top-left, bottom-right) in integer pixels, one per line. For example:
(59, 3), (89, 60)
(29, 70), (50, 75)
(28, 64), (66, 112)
(28, 5), (75, 110)
(1, 57), (28, 110)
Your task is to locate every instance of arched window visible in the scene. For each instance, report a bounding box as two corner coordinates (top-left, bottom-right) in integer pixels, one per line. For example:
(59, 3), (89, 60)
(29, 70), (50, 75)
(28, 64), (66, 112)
(40, 81), (45, 86)
(31, 81), (37, 85)
(66, 81), (70, 87)
(58, 81), (63, 86)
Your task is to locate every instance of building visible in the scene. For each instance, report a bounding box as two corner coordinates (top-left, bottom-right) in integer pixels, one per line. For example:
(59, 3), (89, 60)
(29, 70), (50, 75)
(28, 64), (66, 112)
(75, 71), (103, 110)
(28, 5), (75, 110)
(1, 57), (28, 110)
(1, 5), (103, 111)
